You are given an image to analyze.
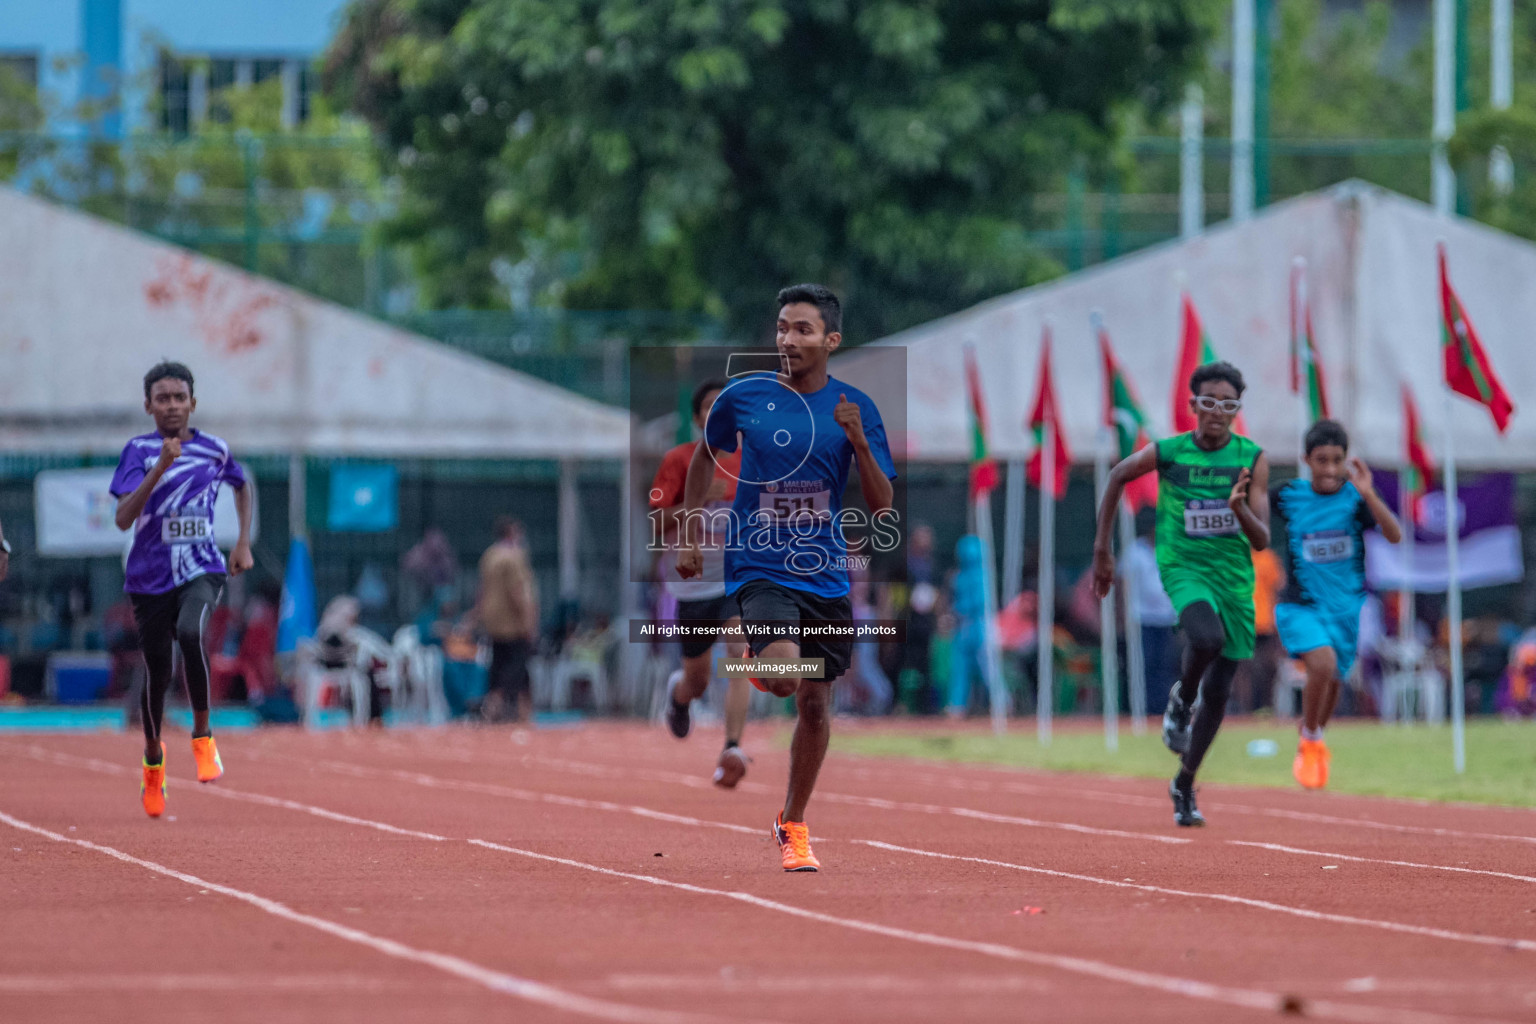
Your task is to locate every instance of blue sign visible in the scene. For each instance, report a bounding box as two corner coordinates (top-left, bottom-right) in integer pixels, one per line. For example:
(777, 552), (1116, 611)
(328, 464), (399, 532)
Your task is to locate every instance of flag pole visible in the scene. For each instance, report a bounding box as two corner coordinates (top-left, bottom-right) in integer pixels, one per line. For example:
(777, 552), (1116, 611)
(1293, 258), (1311, 477)
(1003, 459), (1026, 608)
(1037, 414), (1056, 747)
(1398, 461), (1417, 655)
(1442, 389), (1466, 773)
(1119, 505), (1147, 732)
(1095, 425), (1119, 751)
(974, 487), (1009, 736)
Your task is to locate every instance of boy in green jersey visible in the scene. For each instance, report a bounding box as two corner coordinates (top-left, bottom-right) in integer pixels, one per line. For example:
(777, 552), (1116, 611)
(1093, 362), (1271, 827)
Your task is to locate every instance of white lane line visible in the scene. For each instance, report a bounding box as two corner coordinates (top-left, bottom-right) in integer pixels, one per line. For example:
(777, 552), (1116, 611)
(0, 973), (440, 994)
(21, 743), (1536, 904)
(505, 753), (1186, 845)
(856, 841), (1536, 954)
(600, 973), (1052, 995)
(7, 744), (454, 840)
(1230, 841), (1536, 885)
(825, 753), (1536, 845)
(464, 838), (1494, 1024)
(519, 751), (1536, 876)
(0, 809), (743, 1024)
(11, 746), (1514, 1023)
(312, 759), (763, 838)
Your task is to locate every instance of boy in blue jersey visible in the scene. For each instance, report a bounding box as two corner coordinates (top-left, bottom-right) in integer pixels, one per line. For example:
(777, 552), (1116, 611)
(112, 362), (254, 817)
(1271, 420), (1401, 789)
(678, 284), (897, 871)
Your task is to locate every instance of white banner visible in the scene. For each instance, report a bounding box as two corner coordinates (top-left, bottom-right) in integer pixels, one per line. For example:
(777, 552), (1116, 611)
(34, 467), (256, 557)
(1365, 526), (1524, 593)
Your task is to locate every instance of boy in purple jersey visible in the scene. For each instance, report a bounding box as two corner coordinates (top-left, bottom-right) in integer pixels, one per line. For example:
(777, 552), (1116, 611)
(111, 362), (254, 818)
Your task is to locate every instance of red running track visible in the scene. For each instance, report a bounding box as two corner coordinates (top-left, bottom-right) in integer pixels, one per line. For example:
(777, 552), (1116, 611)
(3, 722), (1536, 1023)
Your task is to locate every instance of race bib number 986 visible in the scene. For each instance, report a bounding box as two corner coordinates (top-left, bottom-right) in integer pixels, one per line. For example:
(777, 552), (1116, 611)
(1183, 500), (1238, 538)
(162, 515), (211, 545)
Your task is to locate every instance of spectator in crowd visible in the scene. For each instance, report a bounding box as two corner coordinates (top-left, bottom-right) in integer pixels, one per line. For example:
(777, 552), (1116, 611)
(946, 534), (988, 718)
(0, 512), (9, 582)
(840, 569), (893, 715)
(402, 528), (459, 592)
(1497, 631), (1536, 718)
(1121, 520), (1179, 716)
(896, 523), (938, 713)
(1242, 546), (1287, 711)
(474, 517), (539, 723)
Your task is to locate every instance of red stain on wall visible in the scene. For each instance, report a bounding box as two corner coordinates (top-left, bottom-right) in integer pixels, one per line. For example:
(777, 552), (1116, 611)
(142, 253), (282, 355)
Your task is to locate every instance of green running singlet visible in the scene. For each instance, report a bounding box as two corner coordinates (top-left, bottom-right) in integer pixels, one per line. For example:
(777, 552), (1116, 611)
(1153, 431), (1263, 660)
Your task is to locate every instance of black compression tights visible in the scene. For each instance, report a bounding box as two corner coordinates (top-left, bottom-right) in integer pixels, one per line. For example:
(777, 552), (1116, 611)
(138, 592), (217, 760)
(1173, 602), (1240, 787)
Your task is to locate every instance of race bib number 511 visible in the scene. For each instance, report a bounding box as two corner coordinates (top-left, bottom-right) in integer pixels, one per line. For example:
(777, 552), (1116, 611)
(1183, 500), (1238, 538)
(162, 515), (211, 545)
(760, 489), (831, 523)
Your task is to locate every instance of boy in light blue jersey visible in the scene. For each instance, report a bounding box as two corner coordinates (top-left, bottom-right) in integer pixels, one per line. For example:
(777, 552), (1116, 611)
(678, 284), (897, 871)
(1271, 420), (1401, 789)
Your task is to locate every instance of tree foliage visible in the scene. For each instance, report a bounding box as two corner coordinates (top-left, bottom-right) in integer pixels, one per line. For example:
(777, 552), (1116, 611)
(325, 0), (1222, 338)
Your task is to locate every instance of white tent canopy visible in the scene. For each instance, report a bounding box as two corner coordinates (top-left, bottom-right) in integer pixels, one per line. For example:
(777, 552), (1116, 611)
(842, 181), (1536, 469)
(0, 187), (631, 459)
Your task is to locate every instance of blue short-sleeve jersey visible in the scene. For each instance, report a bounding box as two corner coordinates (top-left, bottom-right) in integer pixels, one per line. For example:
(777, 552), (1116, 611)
(704, 373), (897, 598)
(1272, 479), (1376, 613)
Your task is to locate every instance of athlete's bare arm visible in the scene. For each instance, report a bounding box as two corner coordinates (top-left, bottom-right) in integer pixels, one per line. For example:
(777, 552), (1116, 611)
(230, 479), (255, 575)
(114, 437), (180, 531)
(1231, 454), (1272, 551)
(1092, 444), (1158, 598)
(677, 440), (727, 579)
(1348, 456), (1403, 544)
(835, 394), (893, 513)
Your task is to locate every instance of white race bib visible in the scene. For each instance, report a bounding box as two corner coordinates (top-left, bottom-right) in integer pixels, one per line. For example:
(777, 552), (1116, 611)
(162, 515), (211, 545)
(1301, 532), (1354, 564)
(1183, 500), (1239, 538)
(759, 488), (832, 524)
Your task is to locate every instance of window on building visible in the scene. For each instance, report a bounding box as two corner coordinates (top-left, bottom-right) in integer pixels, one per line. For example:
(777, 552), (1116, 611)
(159, 54), (190, 135)
(0, 52), (40, 92)
(158, 53), (314, 133)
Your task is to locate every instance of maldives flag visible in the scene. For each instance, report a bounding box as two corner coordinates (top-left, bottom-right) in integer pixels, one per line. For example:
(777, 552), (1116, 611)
(1439, 244), (1514, 433)
(1290, 265), (1330, 421)
(964, 345), (998, 499)
(1171, 292), (1249, 435)
(1403, 384), (1434, 524)
(1027, 327), (1072, 499)
(1098, 321), (1158, 511)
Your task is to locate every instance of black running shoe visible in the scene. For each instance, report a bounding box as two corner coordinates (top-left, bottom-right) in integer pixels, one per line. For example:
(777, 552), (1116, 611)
(664, 670), (691, 739)
(1169, 779), (1205, 827)
(1161, 689), (1192, 755)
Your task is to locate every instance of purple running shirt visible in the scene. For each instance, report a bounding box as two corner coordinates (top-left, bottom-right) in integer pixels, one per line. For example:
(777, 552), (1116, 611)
(110, 430), (247, 595)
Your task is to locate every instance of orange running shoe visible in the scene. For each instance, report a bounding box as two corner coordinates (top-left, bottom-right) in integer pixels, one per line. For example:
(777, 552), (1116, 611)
(773, 812), (819, 872)
(191, 735), (223, 783)
(1293, 737), (1330, 790)
(744, 651), (769, 694)
(142, 743), (167, 818)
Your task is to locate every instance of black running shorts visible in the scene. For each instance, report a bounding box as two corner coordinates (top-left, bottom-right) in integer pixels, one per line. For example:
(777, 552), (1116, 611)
(734, 580), (852, 684)
(674, 593), (739, 660)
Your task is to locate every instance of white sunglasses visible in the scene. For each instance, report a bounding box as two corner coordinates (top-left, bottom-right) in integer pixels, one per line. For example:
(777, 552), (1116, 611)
(1193, 396), (1243, 414)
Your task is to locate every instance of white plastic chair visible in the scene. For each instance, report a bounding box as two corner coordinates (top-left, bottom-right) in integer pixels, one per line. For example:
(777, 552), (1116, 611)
(1273, 659), (1306, 719)
(392, 625), (448, 725)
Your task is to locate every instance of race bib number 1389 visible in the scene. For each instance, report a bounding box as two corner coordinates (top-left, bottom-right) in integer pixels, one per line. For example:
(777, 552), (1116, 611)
(1183, 500), (1238, 538)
